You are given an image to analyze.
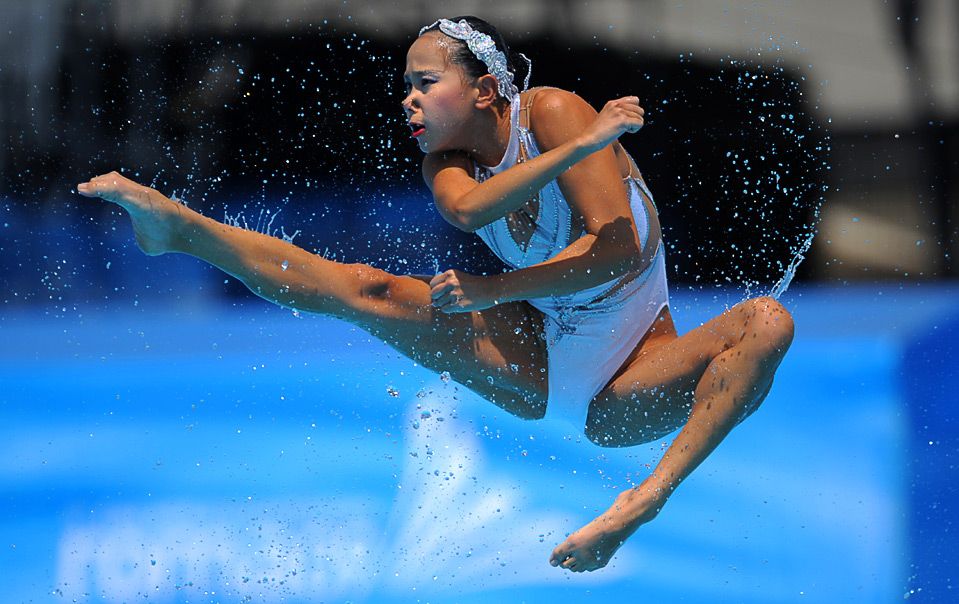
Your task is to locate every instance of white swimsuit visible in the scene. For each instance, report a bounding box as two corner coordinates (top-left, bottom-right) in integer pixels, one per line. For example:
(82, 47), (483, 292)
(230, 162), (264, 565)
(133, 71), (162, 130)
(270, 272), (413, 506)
(473, 88), (670, 433)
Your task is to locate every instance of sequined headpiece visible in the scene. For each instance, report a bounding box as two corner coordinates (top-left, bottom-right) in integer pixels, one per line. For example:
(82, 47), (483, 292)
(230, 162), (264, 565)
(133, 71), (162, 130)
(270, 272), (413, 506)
(419, 18), (532, 101)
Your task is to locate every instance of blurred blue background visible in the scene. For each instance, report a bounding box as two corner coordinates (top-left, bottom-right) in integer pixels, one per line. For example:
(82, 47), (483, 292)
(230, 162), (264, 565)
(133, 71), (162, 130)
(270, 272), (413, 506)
(3, 284), (957, 602)
(2, 0), (958, 602)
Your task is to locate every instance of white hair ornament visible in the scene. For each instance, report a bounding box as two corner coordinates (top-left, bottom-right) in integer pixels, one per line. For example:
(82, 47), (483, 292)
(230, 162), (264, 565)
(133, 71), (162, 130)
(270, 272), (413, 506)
(419, 18), (532, 101)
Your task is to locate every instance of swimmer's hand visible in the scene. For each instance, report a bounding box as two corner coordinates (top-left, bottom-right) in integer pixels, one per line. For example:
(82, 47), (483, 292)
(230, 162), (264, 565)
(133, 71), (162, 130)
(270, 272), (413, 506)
(577, 96), (645, 154)
(429, 269), (499, 313)
(77, 171), (186, 256)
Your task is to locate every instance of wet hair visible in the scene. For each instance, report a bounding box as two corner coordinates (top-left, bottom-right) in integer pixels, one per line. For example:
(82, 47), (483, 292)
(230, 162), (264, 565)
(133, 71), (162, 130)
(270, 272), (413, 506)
(419, 16), (530, 94)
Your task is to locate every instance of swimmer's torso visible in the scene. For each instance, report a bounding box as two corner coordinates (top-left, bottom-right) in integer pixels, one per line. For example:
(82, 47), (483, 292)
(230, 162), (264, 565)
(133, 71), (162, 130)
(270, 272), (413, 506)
(468, 86), (667, 319)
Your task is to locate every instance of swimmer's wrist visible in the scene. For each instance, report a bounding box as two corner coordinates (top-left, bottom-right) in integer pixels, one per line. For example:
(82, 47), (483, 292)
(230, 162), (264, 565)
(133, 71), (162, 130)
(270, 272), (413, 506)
(487, 272), (514, 305)
(573, 134), (603, 156)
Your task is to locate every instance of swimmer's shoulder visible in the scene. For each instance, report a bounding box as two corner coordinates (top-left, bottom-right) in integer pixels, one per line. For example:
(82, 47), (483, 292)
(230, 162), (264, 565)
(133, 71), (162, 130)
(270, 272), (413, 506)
(421, 150), (475, 193)
(421, 150), (479, 231)
(521, 86), (598, 151)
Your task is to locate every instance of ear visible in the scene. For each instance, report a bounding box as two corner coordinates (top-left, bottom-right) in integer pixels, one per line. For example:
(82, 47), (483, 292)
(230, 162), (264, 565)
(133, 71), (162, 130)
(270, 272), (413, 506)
(473, 74), (500, 109)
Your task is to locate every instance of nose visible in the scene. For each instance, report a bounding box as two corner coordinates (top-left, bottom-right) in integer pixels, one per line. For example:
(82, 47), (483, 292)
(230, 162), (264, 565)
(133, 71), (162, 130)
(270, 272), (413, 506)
(400, 93), (414, 114)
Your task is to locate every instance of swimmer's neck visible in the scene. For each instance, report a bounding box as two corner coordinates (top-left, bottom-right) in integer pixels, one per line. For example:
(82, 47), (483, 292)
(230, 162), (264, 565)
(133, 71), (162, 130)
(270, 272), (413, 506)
(459, 101), (513, 167)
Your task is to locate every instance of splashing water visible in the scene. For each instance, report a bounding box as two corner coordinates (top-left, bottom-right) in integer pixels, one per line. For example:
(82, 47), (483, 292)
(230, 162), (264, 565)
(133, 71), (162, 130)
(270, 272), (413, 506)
(677, 51), (830, 301)
(769, 227), (818, 299)
(223, 207), (301, 243)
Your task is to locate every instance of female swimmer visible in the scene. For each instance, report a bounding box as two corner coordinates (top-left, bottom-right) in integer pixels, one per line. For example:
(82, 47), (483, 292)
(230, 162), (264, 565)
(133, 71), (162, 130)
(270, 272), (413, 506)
(77, 16), (794, 573)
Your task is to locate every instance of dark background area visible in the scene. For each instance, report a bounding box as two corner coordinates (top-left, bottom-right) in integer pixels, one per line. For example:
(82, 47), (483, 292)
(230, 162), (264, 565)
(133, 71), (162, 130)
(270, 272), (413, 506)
(2, 0), (956, 311)
(0, 9), (827, 308)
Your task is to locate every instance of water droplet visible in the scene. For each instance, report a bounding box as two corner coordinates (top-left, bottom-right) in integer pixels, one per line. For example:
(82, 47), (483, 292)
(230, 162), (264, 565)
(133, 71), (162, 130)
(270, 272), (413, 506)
(281, 260), (289, 271)
(439, 371), (451, 383)
(387, 386), (399, 397)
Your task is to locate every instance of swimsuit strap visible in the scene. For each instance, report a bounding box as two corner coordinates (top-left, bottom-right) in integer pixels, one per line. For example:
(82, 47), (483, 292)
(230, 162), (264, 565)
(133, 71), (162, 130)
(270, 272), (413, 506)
(518, 85), (558, 131)
(517, 86), (560, 161)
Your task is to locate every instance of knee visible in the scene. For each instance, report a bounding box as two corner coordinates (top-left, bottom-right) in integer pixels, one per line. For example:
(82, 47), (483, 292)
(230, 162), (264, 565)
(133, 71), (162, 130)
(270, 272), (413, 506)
(347, 263), (387, 297)
(331, 263), (396, 320)
(746, 296), (795, 355)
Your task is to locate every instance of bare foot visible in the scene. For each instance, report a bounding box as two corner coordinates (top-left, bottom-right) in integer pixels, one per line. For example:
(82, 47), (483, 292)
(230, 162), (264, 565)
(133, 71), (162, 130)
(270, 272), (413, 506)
(77, 171), (189, 256)
(549, 489), (664, 573)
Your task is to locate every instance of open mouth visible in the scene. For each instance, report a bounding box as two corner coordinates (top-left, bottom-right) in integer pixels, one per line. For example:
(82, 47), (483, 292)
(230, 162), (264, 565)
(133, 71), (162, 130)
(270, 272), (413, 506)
(410, 123), (426, 138)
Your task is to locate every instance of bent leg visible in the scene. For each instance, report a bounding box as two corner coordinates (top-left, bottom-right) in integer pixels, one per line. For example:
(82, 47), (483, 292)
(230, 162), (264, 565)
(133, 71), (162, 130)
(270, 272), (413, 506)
(587, 296), (793, 447)
(549, 297), (793, 573)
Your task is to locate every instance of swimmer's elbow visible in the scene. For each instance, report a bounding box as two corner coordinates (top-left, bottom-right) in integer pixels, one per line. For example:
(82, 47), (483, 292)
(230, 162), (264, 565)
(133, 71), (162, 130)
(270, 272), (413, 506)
(458, 214), (488, 233)
(439, 202), (482, 233)
(455, 214), (482, 233)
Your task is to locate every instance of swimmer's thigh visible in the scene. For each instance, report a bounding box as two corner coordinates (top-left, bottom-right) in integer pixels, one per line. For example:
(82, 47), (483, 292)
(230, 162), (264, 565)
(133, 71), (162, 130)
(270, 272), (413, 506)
(330, 264), (549, 419)
(586, 296), (793, 446)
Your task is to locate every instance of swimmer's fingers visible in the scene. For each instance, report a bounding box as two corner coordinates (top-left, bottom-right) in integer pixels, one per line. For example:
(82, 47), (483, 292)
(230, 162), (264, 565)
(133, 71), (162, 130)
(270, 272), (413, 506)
(428, 279), (461, 311)
(432, 289), (458, 309)
(612, 97), (646, 133)
(622, 107), (645, 133)
(429, 270), (463, 305)
(585, 98), (646, 150)
(430, 281), (455, 303)
(429, 270), (456, 294)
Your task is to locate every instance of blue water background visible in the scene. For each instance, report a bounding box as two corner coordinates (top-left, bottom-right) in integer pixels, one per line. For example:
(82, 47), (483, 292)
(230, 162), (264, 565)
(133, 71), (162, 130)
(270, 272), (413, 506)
(1, 282), (956, 602)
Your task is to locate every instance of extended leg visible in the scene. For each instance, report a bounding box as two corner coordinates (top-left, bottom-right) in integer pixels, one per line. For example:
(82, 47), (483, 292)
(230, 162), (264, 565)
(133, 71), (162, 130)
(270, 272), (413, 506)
(78, 173), (549, 418)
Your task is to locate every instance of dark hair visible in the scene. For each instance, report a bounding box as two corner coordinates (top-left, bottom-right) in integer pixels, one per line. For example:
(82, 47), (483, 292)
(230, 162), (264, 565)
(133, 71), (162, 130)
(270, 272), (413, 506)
(419, 16), (531, 95)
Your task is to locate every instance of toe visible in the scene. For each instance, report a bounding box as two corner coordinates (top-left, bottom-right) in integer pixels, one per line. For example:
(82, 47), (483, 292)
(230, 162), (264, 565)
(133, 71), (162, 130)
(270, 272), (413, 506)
(550, 544), (572, 567)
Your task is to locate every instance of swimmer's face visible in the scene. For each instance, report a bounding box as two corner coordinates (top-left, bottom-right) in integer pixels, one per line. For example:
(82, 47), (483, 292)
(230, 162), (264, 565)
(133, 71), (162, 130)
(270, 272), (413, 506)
(401, 32), (476, 153)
